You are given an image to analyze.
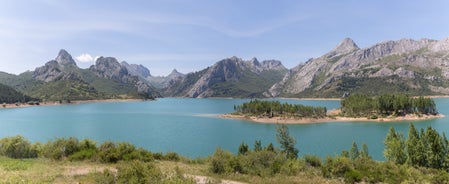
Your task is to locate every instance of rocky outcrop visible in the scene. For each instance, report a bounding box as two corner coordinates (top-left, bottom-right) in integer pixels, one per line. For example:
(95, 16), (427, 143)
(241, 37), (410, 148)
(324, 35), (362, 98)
(147, 69), (186, 89)
(33, 49), (79, 82)
(269, 37), (449, 97)
(165, 56), (287, 98)
(121, 61), (151, 78)
(90, 57), (158, 95)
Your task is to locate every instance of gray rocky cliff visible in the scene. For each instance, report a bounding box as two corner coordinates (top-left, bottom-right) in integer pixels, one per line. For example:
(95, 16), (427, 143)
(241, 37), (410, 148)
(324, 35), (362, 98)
(269, 37), (449, 97)
(33, 49), (79, 82)
(121, 61), (151, 78)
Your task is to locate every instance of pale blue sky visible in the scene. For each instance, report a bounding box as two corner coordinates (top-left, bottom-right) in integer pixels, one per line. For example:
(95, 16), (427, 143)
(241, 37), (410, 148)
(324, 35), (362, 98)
(0, 0), (448, 76)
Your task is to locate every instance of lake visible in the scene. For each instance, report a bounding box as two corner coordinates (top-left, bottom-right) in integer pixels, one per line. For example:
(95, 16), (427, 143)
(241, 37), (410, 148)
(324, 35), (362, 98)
(0, 98), (448, 160)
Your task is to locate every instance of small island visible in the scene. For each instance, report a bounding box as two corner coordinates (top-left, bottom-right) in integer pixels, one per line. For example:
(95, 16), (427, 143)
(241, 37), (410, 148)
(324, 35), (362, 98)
(221, 94), (444, 124)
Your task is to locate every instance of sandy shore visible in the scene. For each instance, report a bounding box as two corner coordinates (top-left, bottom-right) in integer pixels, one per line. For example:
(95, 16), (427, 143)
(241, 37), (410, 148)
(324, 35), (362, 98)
(219, 113), (445, 124)
(0, 99), (146, 109)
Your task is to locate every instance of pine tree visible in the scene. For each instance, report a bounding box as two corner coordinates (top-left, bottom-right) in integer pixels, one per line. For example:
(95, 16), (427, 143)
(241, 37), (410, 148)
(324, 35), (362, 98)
(406, 124), (421, 166)
(254, 140), (262, 152)
(360, 143), (370, 159)
(350, 141), (360, 160)
(238, 142), (249, 155)
(384, 127), (406, 164)
(276, 124), (299, 159)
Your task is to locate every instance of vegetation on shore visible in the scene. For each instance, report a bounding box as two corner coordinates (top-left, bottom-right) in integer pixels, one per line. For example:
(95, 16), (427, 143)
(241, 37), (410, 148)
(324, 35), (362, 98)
(233, 99), (327, 119)
(1, 124), (449, 183)
(226, 94), (440, 123)
(341, 94), (437, 118)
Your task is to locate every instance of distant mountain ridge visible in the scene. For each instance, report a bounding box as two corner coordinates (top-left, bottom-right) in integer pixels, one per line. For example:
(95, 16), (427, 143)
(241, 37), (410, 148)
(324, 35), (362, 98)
(1, 36), (449, 102)
(0, 50), (160, 102)
(269, 37), (449, 97)
(163, 56), (288, 98)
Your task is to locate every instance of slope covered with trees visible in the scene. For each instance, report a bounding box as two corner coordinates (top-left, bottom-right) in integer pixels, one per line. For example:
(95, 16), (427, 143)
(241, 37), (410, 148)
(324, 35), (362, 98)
(0, 83), (36, 104)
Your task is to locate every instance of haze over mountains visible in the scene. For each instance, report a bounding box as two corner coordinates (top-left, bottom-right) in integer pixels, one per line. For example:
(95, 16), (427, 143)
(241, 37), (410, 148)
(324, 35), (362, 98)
(1, 37), (449, 102)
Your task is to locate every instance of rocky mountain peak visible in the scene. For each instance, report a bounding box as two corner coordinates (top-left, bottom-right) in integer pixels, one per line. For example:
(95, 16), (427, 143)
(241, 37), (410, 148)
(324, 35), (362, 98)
(90, 57), (129, 81)
(168, 69), (184, 78)
(121, 61), (151, 78)
(55, 49), (76, 66)
(261, 60), (285, 70)
(431, 37), (449, 52)
(330, 38), (359, 54)
(32, 49), (79, 82)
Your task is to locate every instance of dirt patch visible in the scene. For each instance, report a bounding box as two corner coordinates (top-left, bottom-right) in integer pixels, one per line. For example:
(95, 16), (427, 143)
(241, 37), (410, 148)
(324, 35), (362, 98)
(63, 166), (117, 176)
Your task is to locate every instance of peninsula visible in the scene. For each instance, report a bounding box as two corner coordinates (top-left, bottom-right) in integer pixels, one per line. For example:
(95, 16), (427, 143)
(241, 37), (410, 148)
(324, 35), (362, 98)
(221, 94), (443, 124)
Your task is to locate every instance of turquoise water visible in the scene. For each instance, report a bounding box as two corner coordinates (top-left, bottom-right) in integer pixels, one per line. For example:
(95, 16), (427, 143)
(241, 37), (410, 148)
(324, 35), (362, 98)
(0, 98), (448, 160)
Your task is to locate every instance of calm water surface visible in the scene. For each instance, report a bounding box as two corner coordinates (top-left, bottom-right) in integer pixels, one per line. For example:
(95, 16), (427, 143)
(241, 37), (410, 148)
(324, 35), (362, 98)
(1, 98), (448, 160)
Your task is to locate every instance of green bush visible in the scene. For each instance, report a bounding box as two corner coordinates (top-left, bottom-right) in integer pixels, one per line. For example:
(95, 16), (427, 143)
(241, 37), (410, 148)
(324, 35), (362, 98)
(280, 159), (305, 175)
(304, 154), (322, 167)
(42, 137), (80, 160)
(98, 141), (118, 163)
(116, 160), (162, 183)
(68, 149), (97, 161)
(164, 152), (180, 161)
(322, 156), (352, 178)
(210, 148), (234, 174)
(0, 135), (38, 158)
(240, 150), (284, 176)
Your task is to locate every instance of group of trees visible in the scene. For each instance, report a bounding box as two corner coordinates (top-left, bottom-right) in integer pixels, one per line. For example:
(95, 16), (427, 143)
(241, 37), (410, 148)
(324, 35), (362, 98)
(384, 124), (449, 170)
(341, 94), (437, 117)
(234, 99), (327, 118)
(211, 124), (301, 176)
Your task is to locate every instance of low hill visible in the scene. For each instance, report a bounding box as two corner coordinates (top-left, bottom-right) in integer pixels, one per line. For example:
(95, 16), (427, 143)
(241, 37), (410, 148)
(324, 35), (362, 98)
(0, 83), (36, 103)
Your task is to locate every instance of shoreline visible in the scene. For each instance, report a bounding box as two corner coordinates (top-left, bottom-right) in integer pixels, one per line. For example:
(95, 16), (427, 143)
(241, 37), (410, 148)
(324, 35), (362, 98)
(219, 113), (445, 124)
(1, 99), (147, 109)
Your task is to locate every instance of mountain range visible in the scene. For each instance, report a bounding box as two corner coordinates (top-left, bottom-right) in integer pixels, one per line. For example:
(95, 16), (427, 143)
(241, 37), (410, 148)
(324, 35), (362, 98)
(0, 37), (449, 102)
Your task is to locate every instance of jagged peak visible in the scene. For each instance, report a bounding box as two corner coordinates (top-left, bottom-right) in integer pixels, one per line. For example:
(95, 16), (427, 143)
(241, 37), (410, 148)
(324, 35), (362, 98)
(330, 38), (359, 54)
(55, 49), (76, 66)
(168, 69), (185, 78)
(170, 69), (180, 74)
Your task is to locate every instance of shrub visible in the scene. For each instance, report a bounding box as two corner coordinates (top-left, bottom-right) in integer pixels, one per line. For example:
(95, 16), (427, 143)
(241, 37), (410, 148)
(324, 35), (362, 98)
(241, 150), (284, 176)
(68, 149), (97, 161)
(304, 154), (322, 167)
(280, 159), (305, 175)
(322, 156), (353, 178)
(0, 135), (38, 158)
(98, 141), (118, 163)
(41, 137), (80, 160)
(210, 148), (234, 174)
(116, 160), (162, 183)
(164, 152), (180, 161)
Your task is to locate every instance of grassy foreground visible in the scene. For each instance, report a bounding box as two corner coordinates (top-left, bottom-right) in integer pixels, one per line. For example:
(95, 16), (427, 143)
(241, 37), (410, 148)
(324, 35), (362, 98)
(0, 155), (343, 184)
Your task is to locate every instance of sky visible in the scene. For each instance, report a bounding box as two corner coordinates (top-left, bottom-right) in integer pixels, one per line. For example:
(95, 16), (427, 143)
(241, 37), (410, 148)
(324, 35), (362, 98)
(0, 0), (448, 76)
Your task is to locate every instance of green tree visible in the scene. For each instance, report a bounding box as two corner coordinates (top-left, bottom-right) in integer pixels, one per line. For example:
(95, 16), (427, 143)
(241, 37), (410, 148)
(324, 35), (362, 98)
(406, 124), (422, 166)
(254, 140), (262, 152)
(276, 124), (298, 159)
(423, 127), (445, 169)
(384, 127), (406, 164)
(238, 142), (249, 155)
(360, 143), (370, 159)
(350, 141), (359, 160)
(266, 143), (275, 152)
